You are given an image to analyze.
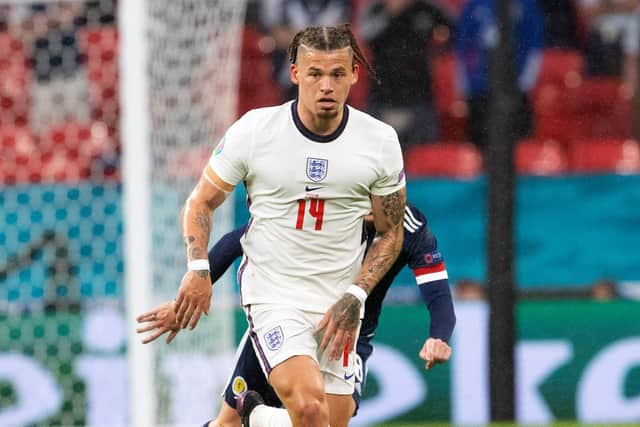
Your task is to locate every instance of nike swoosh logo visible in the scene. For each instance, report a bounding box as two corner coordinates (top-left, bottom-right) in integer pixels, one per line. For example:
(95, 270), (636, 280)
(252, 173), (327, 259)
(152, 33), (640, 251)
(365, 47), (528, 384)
(344, 372), (355, 381)
(305, 185), (323, 192)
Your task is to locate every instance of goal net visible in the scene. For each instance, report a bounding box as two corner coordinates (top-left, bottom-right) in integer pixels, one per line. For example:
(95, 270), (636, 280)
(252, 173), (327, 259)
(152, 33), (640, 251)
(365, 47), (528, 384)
(0, 0), (246, 425)
(123, 0), (247, 425)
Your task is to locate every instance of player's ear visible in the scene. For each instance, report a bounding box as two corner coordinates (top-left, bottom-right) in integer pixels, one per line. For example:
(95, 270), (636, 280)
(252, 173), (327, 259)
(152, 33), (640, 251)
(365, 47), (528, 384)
(351, 63), (359, 86)
(290, 63), (299, 85)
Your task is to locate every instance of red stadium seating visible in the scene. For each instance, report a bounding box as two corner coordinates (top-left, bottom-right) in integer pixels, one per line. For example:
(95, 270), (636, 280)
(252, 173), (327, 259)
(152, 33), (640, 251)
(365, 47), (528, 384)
(404, 141), (482, 178)
(515, 138), (569, 175)
(78, 27), (119, 127)
(568, 138), (640, 174)
(533, 49), (587, 142)
(0, 33), (30, 127)
(433, 53), (467, 141)
(573, 78), (632, 139)
(534, 77), (632, 142)
(41, 121), (114, 158)
(535, 49), (583, 88)
(0, 125), (37, 184)
(237, 26), (283, 116)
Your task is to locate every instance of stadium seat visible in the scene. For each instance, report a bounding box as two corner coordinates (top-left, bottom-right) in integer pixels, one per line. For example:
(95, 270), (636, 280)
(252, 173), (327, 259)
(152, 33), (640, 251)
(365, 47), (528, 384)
(404, 141), (482, 178)
(78, 28), (119, 125)
(0, 32), (30, 126)
(41, 121), (114, 157)
(535, 49), (583, 88)
(568, 138), (640, 174)
(534, 74), (632, 141)
(515, 138), (569, 175)
(574, 78), (632, 139)
(0, 125), (37, 184)
(237, 25), (283, 116)
(532, 49), (588, 142)
(433, 53), (467, 141)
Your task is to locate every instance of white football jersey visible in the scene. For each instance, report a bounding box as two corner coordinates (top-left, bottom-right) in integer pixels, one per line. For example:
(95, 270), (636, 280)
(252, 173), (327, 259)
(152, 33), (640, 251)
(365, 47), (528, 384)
(207, 101), (405, 313)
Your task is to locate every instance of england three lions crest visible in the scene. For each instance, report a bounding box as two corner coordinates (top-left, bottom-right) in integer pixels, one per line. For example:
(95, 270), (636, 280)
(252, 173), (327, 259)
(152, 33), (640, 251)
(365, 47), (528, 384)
(306, 157), (329, 182)
(265, 325), (284, 351)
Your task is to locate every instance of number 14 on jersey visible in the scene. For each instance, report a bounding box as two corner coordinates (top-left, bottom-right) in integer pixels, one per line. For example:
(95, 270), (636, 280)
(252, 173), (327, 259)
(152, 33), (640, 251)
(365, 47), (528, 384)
(296, 199), (325, 230)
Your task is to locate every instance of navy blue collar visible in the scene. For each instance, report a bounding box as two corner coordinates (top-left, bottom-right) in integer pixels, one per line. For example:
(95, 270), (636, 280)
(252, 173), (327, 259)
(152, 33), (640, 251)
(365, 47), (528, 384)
(291, 100), (349, 143)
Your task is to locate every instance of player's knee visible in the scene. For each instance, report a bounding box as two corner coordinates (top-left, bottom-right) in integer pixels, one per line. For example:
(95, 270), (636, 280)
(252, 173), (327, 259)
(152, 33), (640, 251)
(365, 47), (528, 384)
(288, 394), (328, 425)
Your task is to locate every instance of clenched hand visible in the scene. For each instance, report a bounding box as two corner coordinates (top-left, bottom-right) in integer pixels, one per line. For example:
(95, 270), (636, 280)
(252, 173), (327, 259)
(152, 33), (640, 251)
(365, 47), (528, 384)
(419, 337), (452, 369)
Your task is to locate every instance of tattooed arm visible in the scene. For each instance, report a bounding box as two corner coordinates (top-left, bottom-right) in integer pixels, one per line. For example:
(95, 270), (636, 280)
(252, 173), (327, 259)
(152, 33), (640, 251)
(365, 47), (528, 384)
(319, 187), (406, 359)
(174, 168), (234, 330)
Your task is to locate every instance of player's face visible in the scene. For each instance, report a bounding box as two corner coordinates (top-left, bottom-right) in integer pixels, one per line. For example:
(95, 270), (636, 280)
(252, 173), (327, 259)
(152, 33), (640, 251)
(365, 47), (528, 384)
(290, 46), (359, 121)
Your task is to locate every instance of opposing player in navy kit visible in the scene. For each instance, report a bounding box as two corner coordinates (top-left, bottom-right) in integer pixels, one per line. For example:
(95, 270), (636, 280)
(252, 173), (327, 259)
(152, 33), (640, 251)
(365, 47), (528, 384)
(137, 202), (456, 427)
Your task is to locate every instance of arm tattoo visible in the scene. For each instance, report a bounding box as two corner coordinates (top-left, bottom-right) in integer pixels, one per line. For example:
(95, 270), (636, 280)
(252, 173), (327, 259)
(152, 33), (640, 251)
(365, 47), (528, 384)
(330, 293), (361, 331)
(181, 197), (214, 265)
(195, 210), (211, 232)
(183, 236), (210, 278)
(382, 191), (403, 225)
(354, 189), (405, 294)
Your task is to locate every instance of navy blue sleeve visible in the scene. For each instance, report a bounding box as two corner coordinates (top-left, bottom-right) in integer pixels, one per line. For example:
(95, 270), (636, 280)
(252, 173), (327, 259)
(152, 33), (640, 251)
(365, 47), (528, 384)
(419, 280), (456, 342)
(208, 224), (247, 285)
(405, 225), (456, 343)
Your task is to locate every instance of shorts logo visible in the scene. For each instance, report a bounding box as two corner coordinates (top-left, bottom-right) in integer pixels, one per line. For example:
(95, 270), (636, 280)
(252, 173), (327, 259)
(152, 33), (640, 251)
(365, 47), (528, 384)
(264, 326), (284, 351)
(398, 169), (405, 184)
(231, 376), (247, 396)
(306, 158), (328, 182)
(424, 250), (442, 265)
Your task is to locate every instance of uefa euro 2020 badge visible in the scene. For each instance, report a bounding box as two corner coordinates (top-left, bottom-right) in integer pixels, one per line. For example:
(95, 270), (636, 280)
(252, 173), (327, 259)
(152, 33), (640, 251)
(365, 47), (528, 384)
(265, 325), (284, 351)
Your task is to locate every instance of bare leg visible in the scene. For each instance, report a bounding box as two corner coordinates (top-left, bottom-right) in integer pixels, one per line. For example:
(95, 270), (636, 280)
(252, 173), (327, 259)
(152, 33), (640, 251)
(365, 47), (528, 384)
(326, 393), (355, 427)
(208, 400), (241, 427)
(268, 355), (329, 427)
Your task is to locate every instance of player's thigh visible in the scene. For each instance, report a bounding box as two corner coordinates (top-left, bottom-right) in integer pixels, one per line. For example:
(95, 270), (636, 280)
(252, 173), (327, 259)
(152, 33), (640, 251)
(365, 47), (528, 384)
(210, 401), (241, 427)
(268, 354), (326, 405)
(246, 304), (318, 375)
(326, 393), (355, 427)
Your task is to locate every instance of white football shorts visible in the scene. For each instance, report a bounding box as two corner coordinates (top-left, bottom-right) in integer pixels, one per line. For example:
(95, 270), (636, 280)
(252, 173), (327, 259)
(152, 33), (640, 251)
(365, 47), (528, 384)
(245, 303), (360, 395)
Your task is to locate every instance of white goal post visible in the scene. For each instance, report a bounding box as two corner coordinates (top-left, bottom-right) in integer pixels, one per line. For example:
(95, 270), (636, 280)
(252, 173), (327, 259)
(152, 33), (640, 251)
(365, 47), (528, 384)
(121, 1), (247, 425)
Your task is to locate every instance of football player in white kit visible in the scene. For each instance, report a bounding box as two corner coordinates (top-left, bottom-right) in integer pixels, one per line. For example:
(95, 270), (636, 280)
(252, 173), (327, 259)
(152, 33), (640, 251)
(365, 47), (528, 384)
(172, 24), (406, 427)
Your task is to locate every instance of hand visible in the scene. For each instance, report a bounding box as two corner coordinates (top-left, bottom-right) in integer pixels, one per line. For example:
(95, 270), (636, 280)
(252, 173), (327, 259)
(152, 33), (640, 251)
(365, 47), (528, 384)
(317, 293), (361, 360)
(419, 338), (452, 369)
(175, 270), (212, 330)
(136, 301), (181, 344)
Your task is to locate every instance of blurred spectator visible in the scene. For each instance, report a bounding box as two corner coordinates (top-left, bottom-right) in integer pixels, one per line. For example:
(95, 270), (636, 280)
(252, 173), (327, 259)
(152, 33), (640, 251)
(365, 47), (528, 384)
(0, 5), (9, 31)
(455, 278), (486, 300)
(260, 0), (353, 99)
(591, 279), (618, 300)
(538, 0), (581, 48)
(454, 0), (544, 150)
(577, 0), (639, 77)
(360, 0), (452, 149)
(23, 2), (91, 131)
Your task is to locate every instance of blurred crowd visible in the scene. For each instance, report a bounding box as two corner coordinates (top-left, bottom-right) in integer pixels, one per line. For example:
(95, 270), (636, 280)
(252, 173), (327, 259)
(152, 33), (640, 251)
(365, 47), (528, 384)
(240, 0), (640, 176)
(0, 1), (118, 183)
(1, 0), (639, 183)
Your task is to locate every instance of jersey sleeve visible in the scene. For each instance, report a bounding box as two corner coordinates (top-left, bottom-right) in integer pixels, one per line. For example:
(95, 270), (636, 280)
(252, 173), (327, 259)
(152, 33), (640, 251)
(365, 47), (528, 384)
(207, 113), (253, 186)
(370, 130), (406, 196)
